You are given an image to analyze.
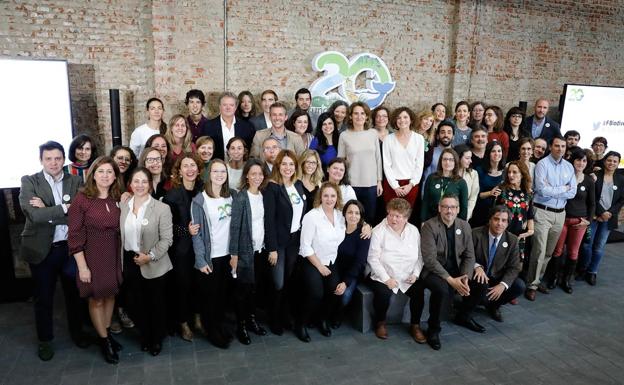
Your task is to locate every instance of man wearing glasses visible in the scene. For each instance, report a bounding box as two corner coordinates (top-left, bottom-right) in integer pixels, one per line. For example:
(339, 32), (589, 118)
(413, 194), (475, 350)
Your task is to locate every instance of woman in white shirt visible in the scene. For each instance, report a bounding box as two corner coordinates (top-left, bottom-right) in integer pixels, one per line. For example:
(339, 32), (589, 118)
(367, 198), (424, 341)
(455, 144), (480, 220)
(129, 98), (167, 157)
(326, 157), (357, 205)
(190, 159), (235, 349)
(119, 167), (173, 356)
(229, 159), (269, 345)
(382, 107), (425, 208)
(296, 182), (346, 342)
(226, 137), (247, 191)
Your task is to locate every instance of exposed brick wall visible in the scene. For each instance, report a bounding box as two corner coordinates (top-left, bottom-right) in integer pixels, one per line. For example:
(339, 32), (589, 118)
(1, 0), (623, 152)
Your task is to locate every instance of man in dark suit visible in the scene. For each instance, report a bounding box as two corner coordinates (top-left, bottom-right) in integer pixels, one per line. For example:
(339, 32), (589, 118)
(201, 91), (255, 160)
(415, 194), (475, 350)
(19, 141), (86, 361)
(250, 89), (277, 131)
(523, 98), (561, 143)
(454, 206), (525, 330)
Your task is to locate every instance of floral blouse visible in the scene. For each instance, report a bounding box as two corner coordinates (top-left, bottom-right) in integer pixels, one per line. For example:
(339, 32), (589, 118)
(496, 188), (534, 236)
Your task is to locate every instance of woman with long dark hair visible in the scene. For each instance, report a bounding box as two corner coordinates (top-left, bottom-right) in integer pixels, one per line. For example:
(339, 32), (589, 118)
(309, 112), (339, 171)
(503, 107), (528, 162)
(65, 134), (98, 183)
(471, 141), (505, 228)
(130, 97), (167, 157)
(420, 148), (468, 222)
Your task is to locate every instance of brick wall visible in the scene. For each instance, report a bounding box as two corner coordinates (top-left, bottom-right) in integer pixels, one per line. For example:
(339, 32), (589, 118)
(1, 0), (623, 152)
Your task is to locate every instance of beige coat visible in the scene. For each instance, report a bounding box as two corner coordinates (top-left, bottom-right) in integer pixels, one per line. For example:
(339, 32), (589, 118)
(250, 127), (305, 159)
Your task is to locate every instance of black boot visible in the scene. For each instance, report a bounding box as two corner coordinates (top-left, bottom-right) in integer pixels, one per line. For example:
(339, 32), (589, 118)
(106, 329), (123, 352)
(247, 314), (267, 336)
(100, 337), (119, 364)
(544, 256), (560, 289)
(236, 321), (251, 345)
(294, 323), (311, 343)
(560, 259), (577, 294)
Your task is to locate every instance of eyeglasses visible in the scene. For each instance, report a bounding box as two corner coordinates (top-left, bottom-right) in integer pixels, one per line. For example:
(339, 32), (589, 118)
(145, 157), (162, 164)
(440, 205), (458, 210)
(511, 114), (523, 119)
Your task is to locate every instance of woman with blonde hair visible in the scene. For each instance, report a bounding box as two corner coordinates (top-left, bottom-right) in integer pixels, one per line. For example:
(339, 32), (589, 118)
(164, 114), (195, 163)
(297, 149), (324, 214)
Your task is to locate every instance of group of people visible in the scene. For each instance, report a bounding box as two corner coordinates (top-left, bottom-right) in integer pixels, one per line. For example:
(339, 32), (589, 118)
(19, 87), (622, 364)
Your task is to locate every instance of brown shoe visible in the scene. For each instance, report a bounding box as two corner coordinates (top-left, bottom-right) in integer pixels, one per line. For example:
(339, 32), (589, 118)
(409, 324), (426, 344)
(524, 288), (536, 301)
(193, 314), (206, 336)
(537, 284), (550, 294)
(374, 322), (388, 340)
(180, 322), (193, 342)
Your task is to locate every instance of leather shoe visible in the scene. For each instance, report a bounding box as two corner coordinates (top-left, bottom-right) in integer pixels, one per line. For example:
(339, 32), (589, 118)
(247, 315), (267, 336)
(236, 323), (251, 345)
(295, 324), (311, 343)
(426, 331), (441, 350)
(180, 322), (193, 342)
(374, 322), (388, 340)
(319, 321), (331, 337)
(409, 324), (426, 344)
(537, 284), (550, 294)
(71, 332), (91, 349)
(37, 341), (54, 361)
(524, 288), (536, 301)
(488, 306), (503, 322)
(107, 332), (123, 352)
(453, 316), (485, 333)
(150, 343), (162, 356)
(585, 272), (596, 286)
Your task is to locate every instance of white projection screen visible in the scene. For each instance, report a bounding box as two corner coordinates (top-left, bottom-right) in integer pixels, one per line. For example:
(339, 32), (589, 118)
(561, 83), (624, 166)
(0, 58), (74, 188)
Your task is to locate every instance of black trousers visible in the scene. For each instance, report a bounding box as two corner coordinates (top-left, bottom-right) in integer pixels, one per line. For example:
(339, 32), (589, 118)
(197, 256), (232, 333)
(299, 259), (341, 325)
(411, 274), (451, 333)
(368, 277), (421, 325)
(456, 277), (526, 319)
(268, 232), (300, 324)
(123, 251), (168, 345)
(234, 251), (267, 322)
(29, 241), (84, 342)
(168, 247), (198, 325)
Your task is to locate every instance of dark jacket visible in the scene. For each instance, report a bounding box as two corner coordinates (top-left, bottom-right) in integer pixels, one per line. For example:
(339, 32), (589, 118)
(523, 115), (561, 143)
(471, 226), (521, 288)
(594, 170), (624, 230)
(201, 115), (255, 161)
(229, 188), (259, 284)
(420, 215), (475, 280)
(163, 184), (203, 263)
(19, 171), (82, 264)
(263, 180), (307, 252)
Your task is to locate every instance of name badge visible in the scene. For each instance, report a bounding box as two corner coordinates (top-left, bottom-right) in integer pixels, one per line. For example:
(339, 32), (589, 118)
(62, 194), (70, 202)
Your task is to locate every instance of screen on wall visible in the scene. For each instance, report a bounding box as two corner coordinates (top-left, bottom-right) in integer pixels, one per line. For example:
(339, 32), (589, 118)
(0, 58), (74, 188)
(561, 84), (624, 161)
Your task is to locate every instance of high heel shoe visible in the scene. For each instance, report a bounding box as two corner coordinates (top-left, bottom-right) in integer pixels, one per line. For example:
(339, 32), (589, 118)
(247, 315), (267, 336)
(106, 329), (123, 352)
(236, 321), (251, 345)
(295, 323), (311, 343)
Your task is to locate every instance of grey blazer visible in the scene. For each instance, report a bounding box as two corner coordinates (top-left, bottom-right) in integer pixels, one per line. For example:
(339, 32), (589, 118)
(250, 113), (269, 131)
(420, 216), (475, 280)
(120, 197), (173, 279)
(229, 188), (258, 284)
(471, 226), (521, 287)
(19, 171), (81, 264)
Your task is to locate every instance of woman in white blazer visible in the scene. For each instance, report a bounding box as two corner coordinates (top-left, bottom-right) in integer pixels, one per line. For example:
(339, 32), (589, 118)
(120, 167), (173, 356)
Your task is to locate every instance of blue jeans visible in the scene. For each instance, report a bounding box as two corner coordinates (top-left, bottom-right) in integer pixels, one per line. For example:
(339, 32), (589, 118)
(341, 280), (358, 307)
(580, 220), (610, 274)
(353, 186), (377, 224)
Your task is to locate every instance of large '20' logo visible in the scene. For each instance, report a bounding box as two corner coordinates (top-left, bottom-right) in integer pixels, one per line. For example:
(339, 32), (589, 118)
(309, 51), (396, 114)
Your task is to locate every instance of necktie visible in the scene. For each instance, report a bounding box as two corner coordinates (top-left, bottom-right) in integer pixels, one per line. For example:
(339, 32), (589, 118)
(487, 238), (497, 275)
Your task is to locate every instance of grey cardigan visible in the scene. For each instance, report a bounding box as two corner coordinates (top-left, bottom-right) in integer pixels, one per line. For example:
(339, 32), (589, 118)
(228, 188), (259, 284)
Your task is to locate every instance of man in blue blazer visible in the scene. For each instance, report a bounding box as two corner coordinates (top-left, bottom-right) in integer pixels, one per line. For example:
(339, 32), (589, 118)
(523, 98), (561, 143)
(201, 91), (255, 160)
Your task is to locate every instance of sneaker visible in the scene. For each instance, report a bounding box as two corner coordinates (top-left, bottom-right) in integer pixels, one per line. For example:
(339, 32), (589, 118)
(38, 341), (54, 361)
(118, 308), (135, 329)
(109, 314), (122, 334)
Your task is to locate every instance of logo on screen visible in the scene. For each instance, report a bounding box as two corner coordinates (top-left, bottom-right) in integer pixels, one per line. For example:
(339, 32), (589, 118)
(567, 88), (584, 102)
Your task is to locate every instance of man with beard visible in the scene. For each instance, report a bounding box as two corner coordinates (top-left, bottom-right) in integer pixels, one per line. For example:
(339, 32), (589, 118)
(469, 127), (488, 170)
(423, 120), (455, 182)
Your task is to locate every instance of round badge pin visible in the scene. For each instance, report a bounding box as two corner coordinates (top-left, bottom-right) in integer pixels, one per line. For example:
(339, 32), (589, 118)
(435, 184), (441, 189)
(580, 186), (586, 191)
(502, 241), (508, 248)
(456, 229), (461, 235)
(614, 185), (618, 191)
(142, 218), (149, 226)
(462, 134), (467, 140)
(545, 123), (550, 128)
(63, 194), (70, 202)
